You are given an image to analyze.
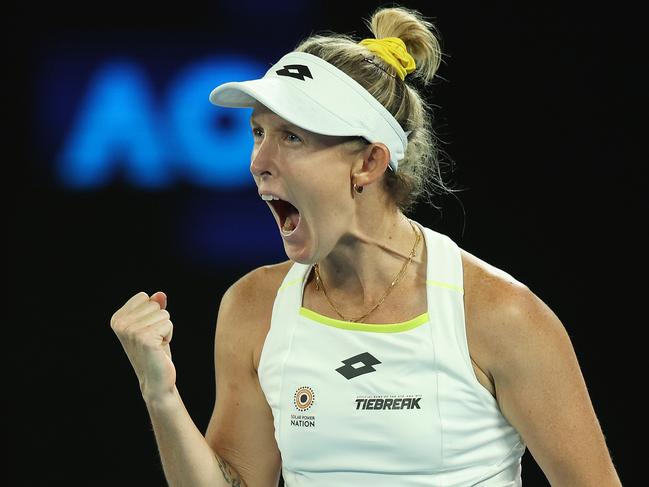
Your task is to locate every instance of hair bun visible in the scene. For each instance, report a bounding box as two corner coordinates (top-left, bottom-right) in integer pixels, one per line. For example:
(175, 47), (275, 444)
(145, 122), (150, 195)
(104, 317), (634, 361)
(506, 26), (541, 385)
(365, 6), (442, 85)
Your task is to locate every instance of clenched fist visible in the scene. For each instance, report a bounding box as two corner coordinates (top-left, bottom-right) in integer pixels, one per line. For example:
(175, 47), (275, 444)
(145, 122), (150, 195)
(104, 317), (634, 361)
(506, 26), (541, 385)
(111, 291), (176, 403)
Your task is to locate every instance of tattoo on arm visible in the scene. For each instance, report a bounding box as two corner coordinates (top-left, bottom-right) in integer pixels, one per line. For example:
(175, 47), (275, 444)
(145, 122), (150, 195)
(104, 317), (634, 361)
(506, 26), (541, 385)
(216, 455), (245, 487)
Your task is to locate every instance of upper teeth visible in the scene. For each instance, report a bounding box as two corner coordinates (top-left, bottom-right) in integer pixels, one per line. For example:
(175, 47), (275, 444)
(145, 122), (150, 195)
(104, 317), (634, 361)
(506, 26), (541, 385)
(261, 194), (281, 201)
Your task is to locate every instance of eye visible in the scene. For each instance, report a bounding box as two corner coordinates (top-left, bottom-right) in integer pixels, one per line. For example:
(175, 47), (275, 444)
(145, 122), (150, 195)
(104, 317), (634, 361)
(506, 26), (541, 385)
(286, 132), (302, 143)
(252, 127), (264, 139)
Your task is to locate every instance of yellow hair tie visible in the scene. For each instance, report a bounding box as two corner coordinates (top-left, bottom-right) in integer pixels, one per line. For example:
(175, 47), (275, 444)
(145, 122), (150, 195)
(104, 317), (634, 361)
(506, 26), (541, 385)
(359, 37), (416, 81)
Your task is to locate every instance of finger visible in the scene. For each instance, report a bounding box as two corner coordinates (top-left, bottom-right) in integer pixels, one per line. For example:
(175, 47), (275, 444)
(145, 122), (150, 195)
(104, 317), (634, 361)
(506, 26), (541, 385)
(150, 291), (167, 310)
(111, 291), (150, 326)
(125, 308), (170, 332)
(122, 291), (150, 312)
(129, 300), (165, 320)
(142, 318), (174, 344)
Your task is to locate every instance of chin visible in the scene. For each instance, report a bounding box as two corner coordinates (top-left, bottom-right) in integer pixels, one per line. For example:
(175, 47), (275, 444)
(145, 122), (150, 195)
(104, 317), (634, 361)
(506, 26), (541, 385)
(284, 249), (314, 266)
(280, 222), (320, 265)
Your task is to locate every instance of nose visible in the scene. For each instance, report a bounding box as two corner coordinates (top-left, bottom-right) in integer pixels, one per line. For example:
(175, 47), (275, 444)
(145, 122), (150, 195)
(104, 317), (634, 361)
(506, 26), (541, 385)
(250, 137), (278, 178)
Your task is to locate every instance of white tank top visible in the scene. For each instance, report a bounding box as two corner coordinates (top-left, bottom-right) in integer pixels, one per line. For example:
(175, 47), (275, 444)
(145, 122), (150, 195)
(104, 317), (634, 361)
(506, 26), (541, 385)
(258, 222), (526, 486)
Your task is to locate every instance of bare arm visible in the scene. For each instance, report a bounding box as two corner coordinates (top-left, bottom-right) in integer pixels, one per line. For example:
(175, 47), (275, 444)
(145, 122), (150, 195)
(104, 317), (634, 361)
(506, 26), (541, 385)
(204, 266), (283, 487)
(145, 387), (245, 486)
(111, 291), (244, 486)
(148, 269), (283, 487)
(474, 279), (622, 486)
(146, 268), (283, 486)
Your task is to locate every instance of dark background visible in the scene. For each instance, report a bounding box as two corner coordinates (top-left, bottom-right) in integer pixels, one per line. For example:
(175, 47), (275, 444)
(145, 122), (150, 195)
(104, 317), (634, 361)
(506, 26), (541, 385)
(7, 1), (641, 485)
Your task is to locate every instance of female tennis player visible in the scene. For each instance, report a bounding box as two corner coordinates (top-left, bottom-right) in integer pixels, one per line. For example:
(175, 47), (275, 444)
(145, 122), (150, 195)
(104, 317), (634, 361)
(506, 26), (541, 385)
(110, 6), (622, 486)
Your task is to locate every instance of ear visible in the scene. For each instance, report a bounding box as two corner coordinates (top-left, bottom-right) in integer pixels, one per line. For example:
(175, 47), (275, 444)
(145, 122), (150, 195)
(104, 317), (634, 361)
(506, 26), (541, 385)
(351, 143), (391, 187)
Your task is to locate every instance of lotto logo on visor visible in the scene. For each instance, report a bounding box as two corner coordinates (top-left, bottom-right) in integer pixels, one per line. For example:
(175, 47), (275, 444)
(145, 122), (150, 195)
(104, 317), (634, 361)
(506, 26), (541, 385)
(275, 64), (313, 81)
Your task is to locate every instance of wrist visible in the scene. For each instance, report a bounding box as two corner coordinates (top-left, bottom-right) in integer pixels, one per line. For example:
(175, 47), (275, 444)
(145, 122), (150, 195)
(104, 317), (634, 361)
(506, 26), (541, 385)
(143, 386), (181, 413)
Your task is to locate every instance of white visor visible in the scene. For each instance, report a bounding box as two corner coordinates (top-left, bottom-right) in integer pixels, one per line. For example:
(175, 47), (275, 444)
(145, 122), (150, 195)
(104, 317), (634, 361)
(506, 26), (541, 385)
(209, 51), (408, 172)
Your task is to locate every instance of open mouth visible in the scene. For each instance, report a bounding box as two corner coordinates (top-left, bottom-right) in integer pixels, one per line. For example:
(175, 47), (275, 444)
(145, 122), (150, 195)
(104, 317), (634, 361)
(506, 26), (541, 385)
(268, 199), (301, 235)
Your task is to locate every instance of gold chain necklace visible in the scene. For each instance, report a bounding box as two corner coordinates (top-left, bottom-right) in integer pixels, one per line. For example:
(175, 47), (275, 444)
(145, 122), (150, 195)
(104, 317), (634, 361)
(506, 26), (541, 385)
(313, 219), (421, 323)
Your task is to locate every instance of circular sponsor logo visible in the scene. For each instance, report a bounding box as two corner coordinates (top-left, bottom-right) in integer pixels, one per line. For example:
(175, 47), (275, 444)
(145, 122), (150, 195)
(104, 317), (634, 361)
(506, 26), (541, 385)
(294, 386), (315, 411)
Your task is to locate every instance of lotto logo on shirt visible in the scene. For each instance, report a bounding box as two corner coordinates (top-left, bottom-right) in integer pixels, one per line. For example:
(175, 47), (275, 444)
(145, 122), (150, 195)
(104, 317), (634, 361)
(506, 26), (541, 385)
(355, 394), (423, 410)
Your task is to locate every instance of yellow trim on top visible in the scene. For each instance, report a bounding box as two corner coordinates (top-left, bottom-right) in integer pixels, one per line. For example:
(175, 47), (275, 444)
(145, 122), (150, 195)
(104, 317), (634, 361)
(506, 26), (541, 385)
(277, 278), (302, 293)
(426, 279), (464, 293)
(299, 307), (429, 333)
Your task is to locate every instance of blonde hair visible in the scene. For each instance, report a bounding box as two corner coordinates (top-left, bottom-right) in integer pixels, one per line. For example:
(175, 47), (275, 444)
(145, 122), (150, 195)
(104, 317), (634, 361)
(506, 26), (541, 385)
(295, 5), (458, 213)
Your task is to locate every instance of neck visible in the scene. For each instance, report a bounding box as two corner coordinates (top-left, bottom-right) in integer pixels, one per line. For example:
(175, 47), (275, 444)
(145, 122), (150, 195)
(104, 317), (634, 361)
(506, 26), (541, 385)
(314, 210), (422, 307)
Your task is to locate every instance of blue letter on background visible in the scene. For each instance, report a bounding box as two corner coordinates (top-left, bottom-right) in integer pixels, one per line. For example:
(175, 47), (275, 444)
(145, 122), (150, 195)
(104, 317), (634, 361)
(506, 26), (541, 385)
(166, 57), (264, 188)
(58, 61), (169, 189)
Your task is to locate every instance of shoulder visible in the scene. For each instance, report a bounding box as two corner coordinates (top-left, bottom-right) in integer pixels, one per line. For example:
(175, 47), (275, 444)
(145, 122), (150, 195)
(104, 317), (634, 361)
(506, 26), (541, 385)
(225, 259), (294, 303)
(459, 250), (621, 485)
(220, 259), (294, 326)
(218, 260), (294, 369)
(460, 248), (531, 323)
(460, 248), (567, 379)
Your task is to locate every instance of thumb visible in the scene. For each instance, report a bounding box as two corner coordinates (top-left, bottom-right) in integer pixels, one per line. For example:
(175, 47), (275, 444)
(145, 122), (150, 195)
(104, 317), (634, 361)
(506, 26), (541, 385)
(150, 291), (167, 310)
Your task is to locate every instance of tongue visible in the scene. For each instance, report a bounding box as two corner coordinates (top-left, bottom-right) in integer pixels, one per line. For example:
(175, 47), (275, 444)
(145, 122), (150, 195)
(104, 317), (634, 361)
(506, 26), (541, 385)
(282, 205), (300, 233)
(282, 217), (295, 233)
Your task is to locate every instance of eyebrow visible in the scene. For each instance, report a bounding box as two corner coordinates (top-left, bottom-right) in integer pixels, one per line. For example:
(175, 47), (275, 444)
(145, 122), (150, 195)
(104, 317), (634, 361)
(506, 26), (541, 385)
(249, 116), (303, 134)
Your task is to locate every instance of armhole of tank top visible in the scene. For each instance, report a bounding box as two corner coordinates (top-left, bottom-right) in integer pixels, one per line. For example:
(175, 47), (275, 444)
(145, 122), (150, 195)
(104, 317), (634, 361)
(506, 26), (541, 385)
(257, 293), (280, 378)
(453, 238), (500, 406)
(256, 262), (295, 378)
(257, 262), (295, 385)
